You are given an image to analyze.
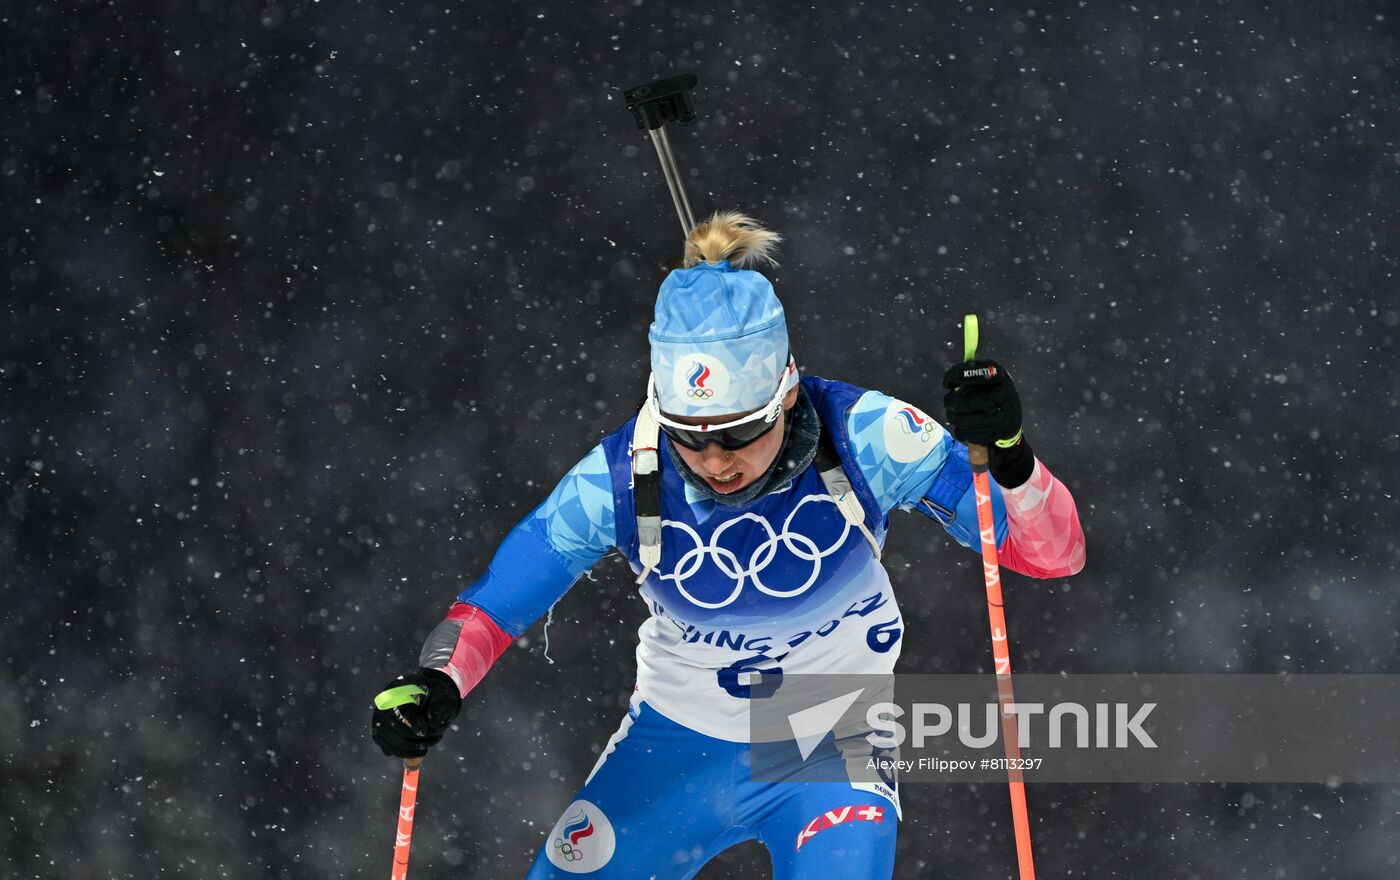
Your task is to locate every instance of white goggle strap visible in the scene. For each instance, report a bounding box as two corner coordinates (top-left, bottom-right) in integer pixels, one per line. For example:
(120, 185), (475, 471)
(780, 358), (801, 397)
(632, 402), (663, 584)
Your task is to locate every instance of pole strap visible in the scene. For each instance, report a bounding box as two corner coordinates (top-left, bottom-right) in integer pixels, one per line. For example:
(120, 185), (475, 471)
(374, 684), (427, 711)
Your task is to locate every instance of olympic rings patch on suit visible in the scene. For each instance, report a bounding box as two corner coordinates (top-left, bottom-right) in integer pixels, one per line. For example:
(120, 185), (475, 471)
(658, 494), (855, 609)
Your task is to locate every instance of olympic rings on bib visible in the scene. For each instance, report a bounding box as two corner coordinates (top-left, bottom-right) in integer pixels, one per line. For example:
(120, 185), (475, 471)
(657, 494), (853, 609)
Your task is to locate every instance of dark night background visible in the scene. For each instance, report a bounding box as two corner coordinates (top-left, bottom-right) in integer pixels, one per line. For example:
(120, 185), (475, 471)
(3, 0), (1398, 877)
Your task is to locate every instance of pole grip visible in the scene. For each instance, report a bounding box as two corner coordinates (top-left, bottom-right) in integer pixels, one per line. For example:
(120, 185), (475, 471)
(963, 315), (991, 470)
(967, 442), (989, 469)
(622, 73), (699, 130)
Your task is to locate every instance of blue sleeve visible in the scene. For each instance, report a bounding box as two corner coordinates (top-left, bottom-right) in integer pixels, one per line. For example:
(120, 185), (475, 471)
(844, 390), (1008, 552)
(457, 445), (616, 636)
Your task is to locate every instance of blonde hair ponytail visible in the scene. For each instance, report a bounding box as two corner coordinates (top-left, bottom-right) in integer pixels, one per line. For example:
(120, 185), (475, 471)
(683, 211), (781, 268)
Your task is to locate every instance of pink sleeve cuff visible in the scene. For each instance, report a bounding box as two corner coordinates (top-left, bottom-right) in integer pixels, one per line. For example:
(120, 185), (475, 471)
(418, 602), (516, 699)
(997, 458), (1086, 579)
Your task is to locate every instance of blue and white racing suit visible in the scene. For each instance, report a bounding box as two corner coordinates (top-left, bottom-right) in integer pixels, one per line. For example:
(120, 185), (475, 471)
(427, 376), (1084, 878)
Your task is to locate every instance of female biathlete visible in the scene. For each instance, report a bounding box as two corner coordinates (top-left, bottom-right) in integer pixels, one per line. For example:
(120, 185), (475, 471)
(372, 212), (1085, 879)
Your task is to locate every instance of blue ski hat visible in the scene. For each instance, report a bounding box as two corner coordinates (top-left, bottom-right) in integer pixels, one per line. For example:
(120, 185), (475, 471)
(648, 260), (797, 418)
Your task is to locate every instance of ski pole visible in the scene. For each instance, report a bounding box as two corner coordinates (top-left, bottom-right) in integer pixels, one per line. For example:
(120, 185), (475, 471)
(374, 684), (430, 880)
(622, 73), (700, 237)
(962, 314), (1037, 880)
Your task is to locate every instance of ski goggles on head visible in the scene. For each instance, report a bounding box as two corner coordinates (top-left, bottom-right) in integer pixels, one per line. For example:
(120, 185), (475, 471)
(647, 358), (797, 452)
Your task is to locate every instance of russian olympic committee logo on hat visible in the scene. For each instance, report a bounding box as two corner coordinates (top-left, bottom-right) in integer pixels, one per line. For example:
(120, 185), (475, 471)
(546, 799), (616, 873)
(671, 353), (730, 406)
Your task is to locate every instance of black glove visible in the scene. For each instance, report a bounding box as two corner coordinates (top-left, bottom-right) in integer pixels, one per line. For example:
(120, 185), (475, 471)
(941, 359), (1035, 488)
(370, 668), (463, 758)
